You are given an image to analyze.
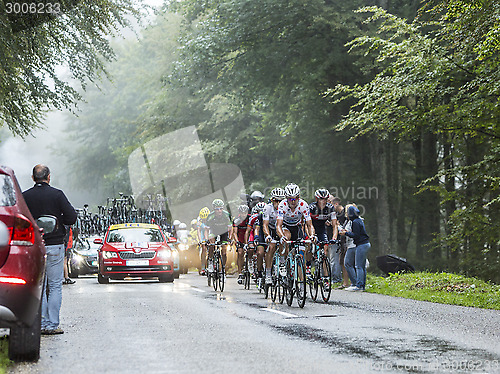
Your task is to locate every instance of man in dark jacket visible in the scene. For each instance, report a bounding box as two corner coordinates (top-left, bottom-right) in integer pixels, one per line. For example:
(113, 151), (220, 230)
(23, 164), (77, 335)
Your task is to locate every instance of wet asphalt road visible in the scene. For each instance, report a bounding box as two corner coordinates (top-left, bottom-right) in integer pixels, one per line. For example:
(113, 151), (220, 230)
(10, 273), (500, 374)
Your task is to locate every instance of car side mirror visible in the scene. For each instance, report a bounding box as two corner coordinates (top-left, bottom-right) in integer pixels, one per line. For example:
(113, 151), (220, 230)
(0, 221), (9, 249)
(94, 238), (103, 245)
(36, 215), (57, 235)
(168, 236), (177, 243)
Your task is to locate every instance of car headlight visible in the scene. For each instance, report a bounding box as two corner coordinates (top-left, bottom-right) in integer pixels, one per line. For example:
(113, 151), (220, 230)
(73, 253), (84, 264)
(158, 250), (172, 260)
(102, 251), (118, 259)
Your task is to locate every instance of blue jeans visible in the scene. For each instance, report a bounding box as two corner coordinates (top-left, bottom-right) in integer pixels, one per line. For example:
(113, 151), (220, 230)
(41, 244), (65, 330)
(329, 243), (342, 283)
(344, 246), (357, 286)
(344, 242), (371, 289)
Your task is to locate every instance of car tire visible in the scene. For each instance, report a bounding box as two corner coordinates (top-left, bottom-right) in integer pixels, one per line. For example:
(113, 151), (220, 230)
(68, 265), (79, 278)
(9, 302), (41, 362)
(97, 273), (109, 284)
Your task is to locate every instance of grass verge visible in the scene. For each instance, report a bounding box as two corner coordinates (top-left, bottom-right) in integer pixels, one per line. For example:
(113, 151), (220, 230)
(365, 272), (500, 310)
(0, 336), (10, 374)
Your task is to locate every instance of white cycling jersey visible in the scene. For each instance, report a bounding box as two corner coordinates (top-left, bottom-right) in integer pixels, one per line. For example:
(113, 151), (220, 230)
(277, 199), (311, 226)
(262, 202), (279, 229)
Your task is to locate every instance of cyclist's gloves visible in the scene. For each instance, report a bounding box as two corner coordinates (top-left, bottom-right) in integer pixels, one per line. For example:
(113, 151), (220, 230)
(280, 236), (287, 244)
(265, 235), (272, 243)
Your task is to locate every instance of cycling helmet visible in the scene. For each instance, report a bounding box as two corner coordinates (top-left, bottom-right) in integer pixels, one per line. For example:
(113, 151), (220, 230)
(315, 188), (330, 200)
(178, 222), (187, 230)
(212, 199), (225, 208)
(238, 204), (249, 213)
(255, 202), (266, 212)
(199, 207), (210, 219)
(284, 183), (300, 198)
(270, 187), (286, 200)
(250, 190), (265, 200)
(190, 219), (198, 226)
(173, 219), (181, 226)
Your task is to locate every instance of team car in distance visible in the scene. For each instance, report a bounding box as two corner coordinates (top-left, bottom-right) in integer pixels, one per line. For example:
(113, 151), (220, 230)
(97, 223), (175, 284)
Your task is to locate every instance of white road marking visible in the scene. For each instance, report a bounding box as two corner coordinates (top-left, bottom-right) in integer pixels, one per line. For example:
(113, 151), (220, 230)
(261, 308), (298, 318)
(190, 287), (206, 293)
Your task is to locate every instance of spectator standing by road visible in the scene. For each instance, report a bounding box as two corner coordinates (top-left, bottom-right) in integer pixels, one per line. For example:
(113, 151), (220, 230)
(23, 165), (77, 335)
(340, 205), (371, 291)
(331, 196), (350, 289)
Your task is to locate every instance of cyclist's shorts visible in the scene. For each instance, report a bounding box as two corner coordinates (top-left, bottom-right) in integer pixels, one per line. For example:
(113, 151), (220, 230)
(283, 224), (303, 241)
(314, 226), (328, 243)
(270, 227), (279, 242)
(219, 232), (229, 243)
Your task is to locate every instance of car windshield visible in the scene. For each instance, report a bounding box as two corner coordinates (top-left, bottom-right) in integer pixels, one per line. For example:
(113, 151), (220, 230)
(75, 238), (102, 251)
(106, 228), (164, 243)
(0, 175), (16, 207)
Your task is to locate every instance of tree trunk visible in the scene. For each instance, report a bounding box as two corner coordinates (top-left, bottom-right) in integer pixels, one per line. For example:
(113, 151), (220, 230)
(369, 136), (390, 256)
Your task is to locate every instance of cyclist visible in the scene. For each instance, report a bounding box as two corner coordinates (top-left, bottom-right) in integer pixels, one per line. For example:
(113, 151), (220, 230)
(231, 204), (250, 284)
(197, 207), (210, 276)
(249, 190), (265, 210)
(244, 201), (266, 279)
(206, 199), (232, 275)
(262, 187), (285, 284)
(276, 183), (316, 276)
(309, 188), (337, 254)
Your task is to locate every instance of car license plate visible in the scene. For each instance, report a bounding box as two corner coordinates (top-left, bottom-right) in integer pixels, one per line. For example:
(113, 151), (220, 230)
(126, 260), (149, 266)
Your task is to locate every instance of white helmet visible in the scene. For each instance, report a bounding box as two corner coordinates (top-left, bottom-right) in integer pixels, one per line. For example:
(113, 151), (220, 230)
(255, 202), (266, 212)
(178, 222), (187, 229)
(284, 183), (300, 198)
(250, 190), (264, 200)
(173, 220), (181, 226)
(238, 204), (249, 213)
(270, 187), (285, 200)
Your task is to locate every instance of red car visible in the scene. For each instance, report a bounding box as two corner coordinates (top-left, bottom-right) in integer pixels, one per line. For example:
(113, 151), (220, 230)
(97, 223), (176, 283)
(0, 166), (55, 361)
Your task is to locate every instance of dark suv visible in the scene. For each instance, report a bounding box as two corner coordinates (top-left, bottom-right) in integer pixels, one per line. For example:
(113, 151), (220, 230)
(0, 166), (48, 361)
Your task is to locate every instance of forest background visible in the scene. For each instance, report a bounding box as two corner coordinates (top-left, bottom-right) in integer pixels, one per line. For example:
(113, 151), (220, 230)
(1, 0), (498, 282)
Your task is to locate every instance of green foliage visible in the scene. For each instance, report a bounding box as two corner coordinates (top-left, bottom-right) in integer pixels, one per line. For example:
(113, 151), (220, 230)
(0, 336), (10, 373)
(329, 4), (500, 282)
(367, 272), (500, 309)
(0, 0), (143, 137)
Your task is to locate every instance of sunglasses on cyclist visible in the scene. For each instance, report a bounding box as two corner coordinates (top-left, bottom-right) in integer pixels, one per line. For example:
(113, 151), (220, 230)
(214, 207), (223, 211)
(287, 197), (298, 202)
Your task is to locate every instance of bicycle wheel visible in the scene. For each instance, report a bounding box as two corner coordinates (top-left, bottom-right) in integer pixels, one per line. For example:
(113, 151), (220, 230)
(309, 260), (319, 302)
(217, 255), (225, 292)
(320, 257), (332, 303)
(244, 257), (250, 290)
(244, 271), (250, 290)
(212, 256), (219, 292)
(285, 257), (294, 306)
(278, 282), (285, 304)
(206, 259), (211, 287)
(295, 255), (307, 308)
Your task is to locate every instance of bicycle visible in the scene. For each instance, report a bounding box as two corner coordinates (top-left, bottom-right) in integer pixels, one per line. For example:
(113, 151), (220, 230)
(206, 238), (226, 292)
(309, 240), (334, 303)
(284, 239), (309, 308)
(270, 245), (285, 304)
